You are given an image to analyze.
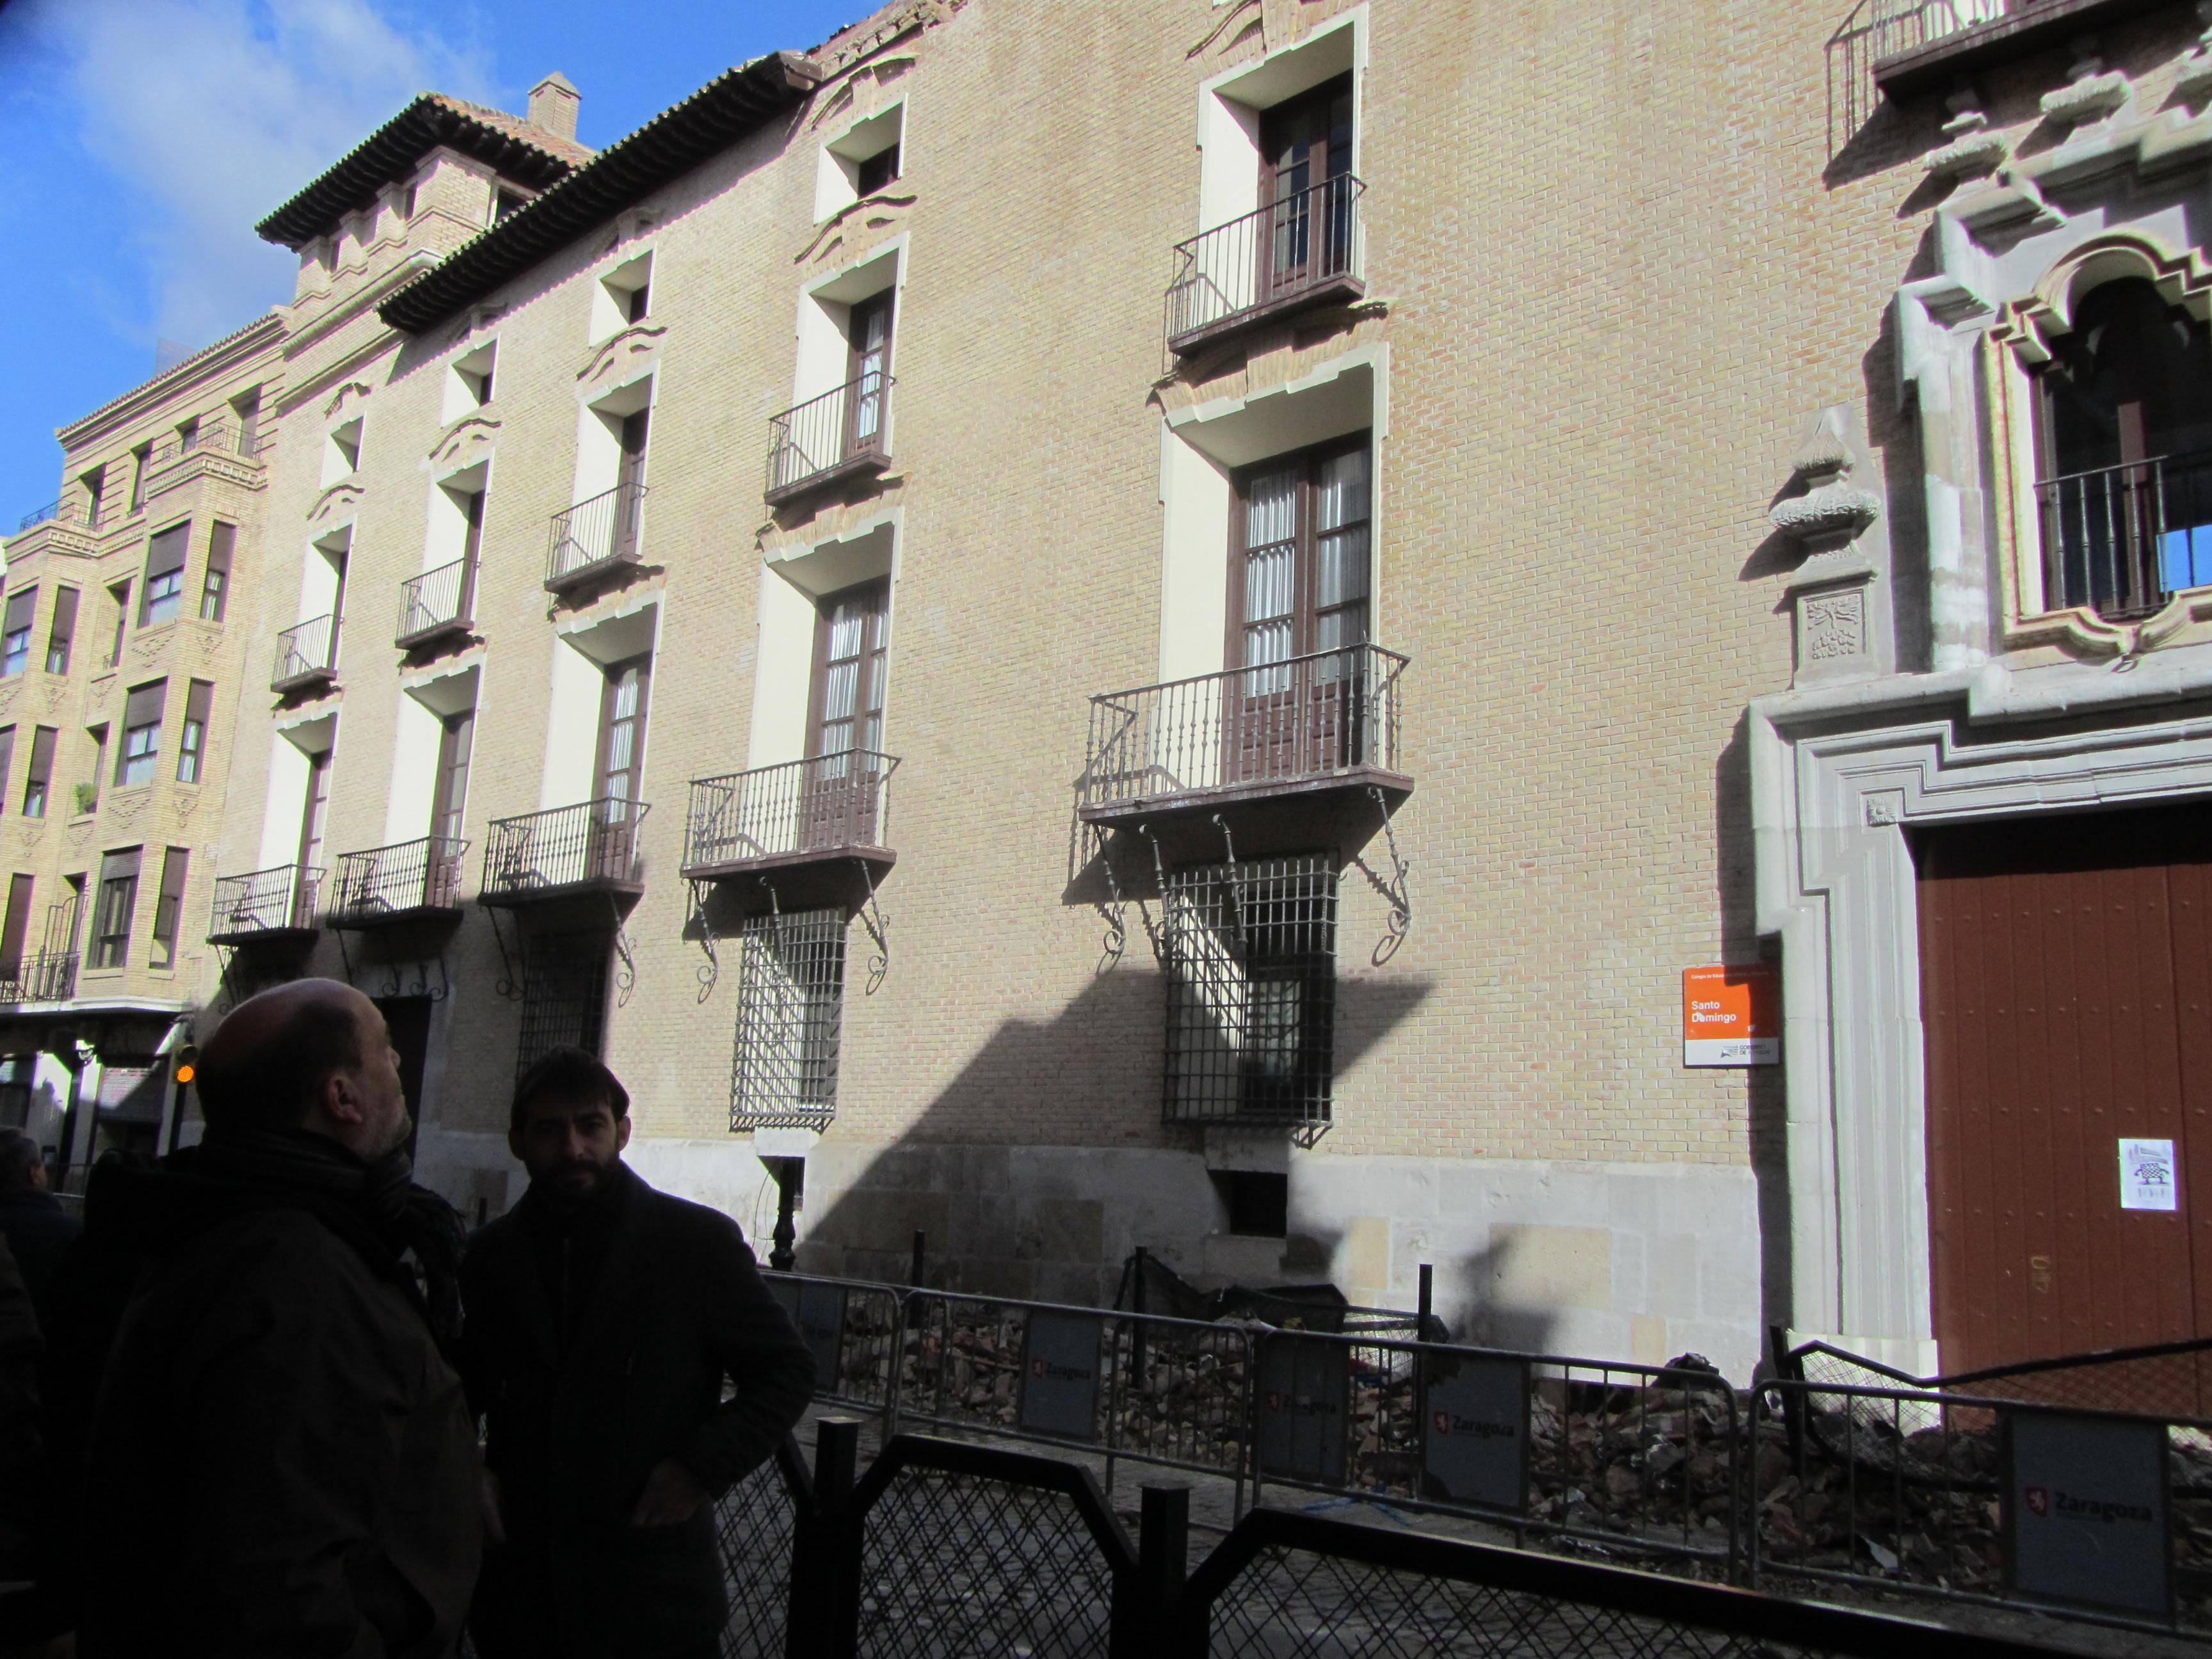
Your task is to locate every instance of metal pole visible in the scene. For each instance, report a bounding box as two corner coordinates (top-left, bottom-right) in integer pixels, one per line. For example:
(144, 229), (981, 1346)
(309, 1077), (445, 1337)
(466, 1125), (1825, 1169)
(769, 1160), (798, 1272)
(1416, 1262), (1434, 1342)
(910, 1227), (926, 1288)
(1135, 1484), (1191, 1656)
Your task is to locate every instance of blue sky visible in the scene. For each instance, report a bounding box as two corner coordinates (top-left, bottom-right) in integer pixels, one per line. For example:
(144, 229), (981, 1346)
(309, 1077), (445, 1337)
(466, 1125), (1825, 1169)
(0, 0), (865, 522)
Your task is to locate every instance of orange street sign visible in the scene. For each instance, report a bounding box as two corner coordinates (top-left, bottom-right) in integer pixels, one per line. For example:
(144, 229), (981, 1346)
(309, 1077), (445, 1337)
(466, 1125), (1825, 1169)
(1682, 964), (1779, 1068)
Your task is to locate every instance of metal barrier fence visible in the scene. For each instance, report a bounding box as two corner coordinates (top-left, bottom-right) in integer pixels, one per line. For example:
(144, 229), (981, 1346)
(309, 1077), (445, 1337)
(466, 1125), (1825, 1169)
(709, 1422), (2057, 1659)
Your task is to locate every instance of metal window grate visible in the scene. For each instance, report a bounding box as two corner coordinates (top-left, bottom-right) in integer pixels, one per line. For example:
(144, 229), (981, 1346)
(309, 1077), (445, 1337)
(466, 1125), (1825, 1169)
(1161, 854), (1336, 1127)
(730, 908), (847, 1132)
(516, 931), (611, 1078)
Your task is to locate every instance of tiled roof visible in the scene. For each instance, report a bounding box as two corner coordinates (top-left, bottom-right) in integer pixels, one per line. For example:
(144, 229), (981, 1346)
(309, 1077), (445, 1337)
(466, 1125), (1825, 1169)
(378, 53), (819, 334)
(257, 92), (595, 249)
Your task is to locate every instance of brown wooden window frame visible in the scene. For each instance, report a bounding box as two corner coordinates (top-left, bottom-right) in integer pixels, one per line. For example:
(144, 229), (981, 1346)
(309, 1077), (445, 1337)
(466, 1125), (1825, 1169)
(200, 523), (235, 621)
(140, 521), (191, 628)
(149, 846), (189, 970)
(90, 847), (141, 970)
(116, 681), (166, 789)
(176, 680), (212, 785)
(22, 728), (54, 820)
(45, 587), (77, 677)
(1224, 431), (1374, 668)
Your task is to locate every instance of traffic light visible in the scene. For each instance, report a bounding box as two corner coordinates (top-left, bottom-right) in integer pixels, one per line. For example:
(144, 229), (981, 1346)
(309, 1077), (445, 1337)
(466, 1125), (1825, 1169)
(171, 1045), (198, 1087)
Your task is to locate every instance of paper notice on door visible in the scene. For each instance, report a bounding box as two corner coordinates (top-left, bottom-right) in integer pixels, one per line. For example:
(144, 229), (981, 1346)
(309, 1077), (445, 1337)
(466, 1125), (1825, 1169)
(2119, 1139), (2178, 1212)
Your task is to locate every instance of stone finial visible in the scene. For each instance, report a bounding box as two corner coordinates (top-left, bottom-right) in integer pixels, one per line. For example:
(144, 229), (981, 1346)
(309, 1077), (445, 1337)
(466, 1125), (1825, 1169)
(528, 72), (581, 141)
(2039, 42), (2129, 130)
(1926, 88), (2009, 182)
(1771, 409), (1880, 547)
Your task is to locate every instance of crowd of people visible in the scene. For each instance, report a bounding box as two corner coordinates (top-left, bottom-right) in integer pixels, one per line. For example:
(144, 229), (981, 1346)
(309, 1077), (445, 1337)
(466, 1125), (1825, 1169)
(0, 979), (817, 1658)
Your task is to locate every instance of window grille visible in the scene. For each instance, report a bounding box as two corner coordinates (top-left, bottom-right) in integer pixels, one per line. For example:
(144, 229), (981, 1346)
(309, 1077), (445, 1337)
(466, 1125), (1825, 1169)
(1161, 853), (1337, 1127)
(516, 931), (611, 1079)
(730, 907), (846, 1132)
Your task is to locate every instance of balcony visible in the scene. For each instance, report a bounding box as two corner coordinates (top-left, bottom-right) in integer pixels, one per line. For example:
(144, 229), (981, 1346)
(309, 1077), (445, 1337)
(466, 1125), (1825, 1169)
(8, 497), (101, 557)
(1165, 174), (1365, 357)
(0, 952), (77, 1006)
(1870, 0), (2166, 99)
(396, 557), (476, 650)
(764, 374), (894, 507)
(480, 799), (648, 908)
(2035, 449), (2212, 623)
(328, 837), (467, 929)
(208, 865), (323, 947)
(545, 482), (648, 593)
(272, 613), (341, 695)
(682, 751), (898, 883)
(1080, 643), (1411, 826)
(147, 419), (260, 469)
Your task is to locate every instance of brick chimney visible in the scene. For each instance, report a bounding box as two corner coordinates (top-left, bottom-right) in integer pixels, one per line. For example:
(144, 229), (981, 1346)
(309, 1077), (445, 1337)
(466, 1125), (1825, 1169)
(527, 72), (580, 142)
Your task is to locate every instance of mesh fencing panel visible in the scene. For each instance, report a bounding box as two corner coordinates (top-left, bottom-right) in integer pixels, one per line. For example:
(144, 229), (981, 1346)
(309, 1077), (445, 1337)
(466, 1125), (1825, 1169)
(717, 1455), (799, 1659)
(731, 908), (847, 1131)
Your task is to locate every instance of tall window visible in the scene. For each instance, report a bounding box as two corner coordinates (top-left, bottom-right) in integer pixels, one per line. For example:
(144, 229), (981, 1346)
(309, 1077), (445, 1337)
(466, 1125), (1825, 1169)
(106, 582), (129, 668)
(730, 908), (848, 1130)
(85, 726), (107, 812)
(0, 729), (13, 815)
(90, 848), (141, 969)
(200, 524), (234, 621)
(21, 729), (54, 819)
(431, 708), (474, 844)
(127, 445), (150, 514)
(804, 581), (890, 850)
(0, 874), (31, 980)
(595, 656), (650, 821)
(150, 847), (188, 970)
(846, 293), (892, 456)
(2, 589), (36, 678)
(856, 141), (902, 196)
(176, 680), (212, 783)
(298, 751), (332, 872)
(80, 467), (105, 531)
(44, 588), (77, 676)
(613, 410), (649, 556)
(1259, 74), (1356, 300)
(2033, 277), (2212, 618)
(140, 522), (190, 627)
(116, 683), (165, 787)
(1233, 438), (1372, 672)
(231, 387), (262, 456)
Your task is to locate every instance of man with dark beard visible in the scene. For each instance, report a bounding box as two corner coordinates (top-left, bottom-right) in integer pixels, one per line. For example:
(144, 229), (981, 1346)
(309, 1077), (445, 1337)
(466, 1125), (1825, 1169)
(76, 980), (479, 1658)
(461, 1048), (812, 1659)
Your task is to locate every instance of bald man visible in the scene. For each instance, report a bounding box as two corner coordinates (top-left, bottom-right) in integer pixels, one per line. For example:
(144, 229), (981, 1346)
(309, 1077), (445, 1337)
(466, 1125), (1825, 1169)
(74, 979), (481, 1659)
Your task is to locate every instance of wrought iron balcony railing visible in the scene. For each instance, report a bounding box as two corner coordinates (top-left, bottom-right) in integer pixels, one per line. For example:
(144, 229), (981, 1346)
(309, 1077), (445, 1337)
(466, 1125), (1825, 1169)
(0, 950), (77, 1006)
(545, 481), (648, 591)
(765, 374), (894, 505)
(148, 419), (259, 469)
(17, 499), (67, 533)
(273, 613), (341, 693)
(397, 557), (476, 648)
(2035, 449), (2212, 623)
(330, 837), (467, 924)
(481, 798), (649, 902)
(1081, 643), (1409, 819)
(682, 751), (899, 876)
(1865, 0), (2104, 97)
(1165, 173), (1364, 354)
(209, 865), (323, 941)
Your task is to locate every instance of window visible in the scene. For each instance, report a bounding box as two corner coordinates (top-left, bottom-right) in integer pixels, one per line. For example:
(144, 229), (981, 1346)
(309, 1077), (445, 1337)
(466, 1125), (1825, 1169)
(1233, 438), (1372, 673)
(176, 417), (201, 454)
(2, 589), (36, 678)
(594, 655), (650, 819)
(1160, 854), (1338, 1126)
(116, 683), (165, 787)
(140, 522), (189, 627)
(817, 102), (906, 221)
(200, 523), (234, 621)
(45, 588), (77, 676)
(1211, 1169), (1289, 1237)
(90, 848), (140, 970)
(431, 707), (474, 844)
(84, 726), (107, 814)
(591, 252), (653, 339)
(2032, 277), (2212, 619)
(730, 908), (847, 1128)
(127, 444), (150, 513)
(625, 280), (651, 324)
(105, 582), (129, 668)
(856, 142), (902, 197)
(0, 875), (30, 980)
(21, 729), (54, 819)
(298, 750), (331, 871)
(149, 847), (188, 970)
(444, 342), (497, 421)
(0, 729), (12, 814)
(175, 680), (211, 784)
(325, 419), (362, 483)
(811, 581), (890, 758)
(847, 293), (892, 458)
(231, 387), (262, 457)
(80, 467), (105, 531)
(614, 411), (649, 556)
(494, 187), (529, 223)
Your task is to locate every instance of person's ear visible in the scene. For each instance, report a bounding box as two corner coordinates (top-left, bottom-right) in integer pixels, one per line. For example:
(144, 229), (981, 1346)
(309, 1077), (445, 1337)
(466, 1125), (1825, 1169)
(614, 1114), (632, 1154)
(322, 1068), (366, 1130)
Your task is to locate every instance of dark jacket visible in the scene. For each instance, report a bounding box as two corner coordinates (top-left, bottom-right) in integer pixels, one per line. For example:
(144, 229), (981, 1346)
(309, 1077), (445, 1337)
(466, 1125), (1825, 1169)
(77, 1130), (481, 1659)
(0, 1187), (81, 1327)
(460, 1161), (813, 1659)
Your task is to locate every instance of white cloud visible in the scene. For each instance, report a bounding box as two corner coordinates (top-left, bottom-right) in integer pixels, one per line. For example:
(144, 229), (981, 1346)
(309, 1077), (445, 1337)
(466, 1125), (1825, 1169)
(18, 0), (493, 349)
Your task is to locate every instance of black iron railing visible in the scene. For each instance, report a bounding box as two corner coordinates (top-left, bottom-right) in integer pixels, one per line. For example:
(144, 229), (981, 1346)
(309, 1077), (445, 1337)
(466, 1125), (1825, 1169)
(683, 751), (899, 872)
(209, 865), (322, 938)
(148, 419), (258, 468)
(272, 613), (340, 691)
(1166, 173), (1364, 350)
(396, 557), (475, 646)
(2036, 449), (2212, 621)
(0, 951), (77, 1005)
(545, 481), (648, 588)
(17, 499), (68, 534)
(765, 374), (894, 502)
(1083, 643), (1406, 812)
(481, 798), (648, 897)
(330, 836), (467, 920)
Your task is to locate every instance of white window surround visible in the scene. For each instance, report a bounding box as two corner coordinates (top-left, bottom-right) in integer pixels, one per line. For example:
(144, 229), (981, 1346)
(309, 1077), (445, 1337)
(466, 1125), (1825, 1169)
(751, 516), (899, 772)
(258, 713), (335, 872)
(300, 525), (350, 625)
(541, 597), (661, 811)
(570, 373), (654, 511)
(321, 417), (364, 487)
(792, 240), (904, 413)
(1193, 6), (1365, 237)
(1156, 344), (1388, 684)
(422, 460), (489, 581)
(442, 341), (498, 424)
(814, 99), (908, 223)
(386, 664), (480, 844)
(590, 250), (655, 344)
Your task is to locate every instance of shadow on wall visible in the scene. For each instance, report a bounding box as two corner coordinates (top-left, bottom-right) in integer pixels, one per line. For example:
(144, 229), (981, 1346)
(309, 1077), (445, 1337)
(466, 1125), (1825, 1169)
(792, 966), (1432, 1311)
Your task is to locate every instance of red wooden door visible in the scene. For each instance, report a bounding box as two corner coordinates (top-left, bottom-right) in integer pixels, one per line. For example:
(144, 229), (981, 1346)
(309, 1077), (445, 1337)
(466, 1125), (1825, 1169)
(1916, 804), (2212, 1411)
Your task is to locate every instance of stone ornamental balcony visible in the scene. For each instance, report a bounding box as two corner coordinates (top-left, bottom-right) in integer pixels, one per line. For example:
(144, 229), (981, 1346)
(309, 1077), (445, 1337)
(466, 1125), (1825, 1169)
(397, 556), (477, 650)
(208, 865), (323, 946)
(328, 837), (467, 929)
(1165, 174), (1365, 357)
(273, 614), (341, 695)
(764, 374), (894, 507)
(1080, 643), (1410, 826)
(681, 751), (899, 883)
(480, 799), (648, 907)
(1869, 0), (2163, 99)
(545, 482), (647, 593)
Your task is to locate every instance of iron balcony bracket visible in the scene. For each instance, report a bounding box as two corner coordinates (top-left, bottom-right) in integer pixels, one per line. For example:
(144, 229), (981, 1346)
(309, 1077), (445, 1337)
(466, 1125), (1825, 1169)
(485, 904), (528, 1002)
(1212, 813), (1251, 958)
(607, 892), (638, 1008)
(1091, 823), (1128, 974)
(685, 877), (720, 1004)
(856, 857), (890, 995)
(1366, 783), (1413, 963)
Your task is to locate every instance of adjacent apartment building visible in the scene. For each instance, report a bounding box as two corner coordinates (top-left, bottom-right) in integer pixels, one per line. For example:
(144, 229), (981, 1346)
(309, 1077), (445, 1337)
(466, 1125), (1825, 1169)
(8, 0), (2209, 1384)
